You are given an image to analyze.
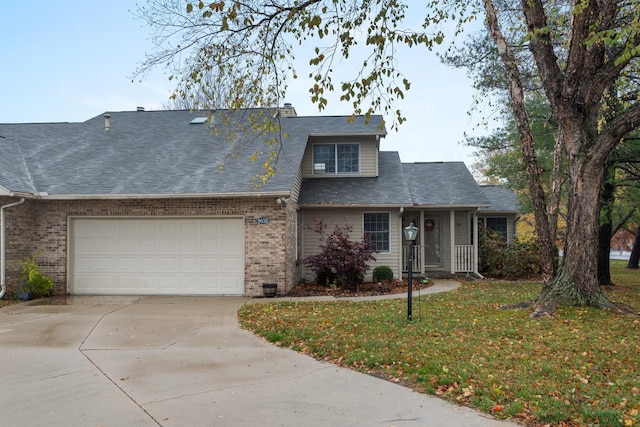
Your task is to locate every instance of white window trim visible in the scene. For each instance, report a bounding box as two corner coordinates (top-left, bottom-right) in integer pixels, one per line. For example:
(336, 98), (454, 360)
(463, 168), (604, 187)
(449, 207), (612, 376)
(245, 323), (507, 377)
(312, 143), (361, 175)
(363, 211), (391, 253)
(478, 216), (509, 241)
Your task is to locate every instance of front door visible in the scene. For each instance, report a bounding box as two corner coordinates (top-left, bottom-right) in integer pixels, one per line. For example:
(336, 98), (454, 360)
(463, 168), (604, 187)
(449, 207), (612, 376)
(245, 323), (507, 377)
(424, 218), (442, 267)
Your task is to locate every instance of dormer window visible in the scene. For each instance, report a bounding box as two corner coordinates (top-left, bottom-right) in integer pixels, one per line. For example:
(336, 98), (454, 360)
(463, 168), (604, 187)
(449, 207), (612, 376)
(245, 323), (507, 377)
(313, 143), (359, 175)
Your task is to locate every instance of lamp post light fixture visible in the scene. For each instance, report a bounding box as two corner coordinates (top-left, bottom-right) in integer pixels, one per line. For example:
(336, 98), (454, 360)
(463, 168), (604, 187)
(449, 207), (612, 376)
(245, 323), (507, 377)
(404, 222), (419, 321)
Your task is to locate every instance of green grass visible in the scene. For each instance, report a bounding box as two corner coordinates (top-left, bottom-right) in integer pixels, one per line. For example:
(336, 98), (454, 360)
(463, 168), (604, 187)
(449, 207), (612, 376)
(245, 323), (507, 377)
(239, 261), (640, 427)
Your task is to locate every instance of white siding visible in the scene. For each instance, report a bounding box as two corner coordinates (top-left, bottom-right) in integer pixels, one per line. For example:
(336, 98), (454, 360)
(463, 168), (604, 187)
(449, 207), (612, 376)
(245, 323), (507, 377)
(454, 211), (471, 245)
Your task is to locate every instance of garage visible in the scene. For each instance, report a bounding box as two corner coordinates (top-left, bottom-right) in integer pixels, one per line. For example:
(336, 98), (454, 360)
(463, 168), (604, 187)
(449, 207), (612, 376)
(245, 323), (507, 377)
(69, 217), (244, 295)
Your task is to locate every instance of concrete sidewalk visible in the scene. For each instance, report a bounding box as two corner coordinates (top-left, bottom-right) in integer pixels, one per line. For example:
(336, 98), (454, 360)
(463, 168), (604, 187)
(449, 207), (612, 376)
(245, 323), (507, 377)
(253, 279), (462, 303)
(0, 283), (518, 427)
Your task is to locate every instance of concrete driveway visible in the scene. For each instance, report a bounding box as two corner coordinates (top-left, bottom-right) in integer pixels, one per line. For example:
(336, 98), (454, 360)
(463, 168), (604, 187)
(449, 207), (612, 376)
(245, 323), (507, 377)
(0, 294), (518, 427)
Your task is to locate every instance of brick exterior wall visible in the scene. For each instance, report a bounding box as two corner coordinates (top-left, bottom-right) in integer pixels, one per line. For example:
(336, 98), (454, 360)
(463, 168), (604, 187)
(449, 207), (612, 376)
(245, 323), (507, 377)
(1, 197), (36, 295)
(285, 200), (301, 288)
(1, 196), (296, 297)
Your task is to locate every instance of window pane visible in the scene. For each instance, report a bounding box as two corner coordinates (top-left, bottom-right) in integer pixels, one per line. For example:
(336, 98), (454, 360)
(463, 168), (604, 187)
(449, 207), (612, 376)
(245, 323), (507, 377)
(364, 212), (389, 252)
(313, 144), (335, 173)
(337, 144), (359, 173)
(486, 217), (508, 240)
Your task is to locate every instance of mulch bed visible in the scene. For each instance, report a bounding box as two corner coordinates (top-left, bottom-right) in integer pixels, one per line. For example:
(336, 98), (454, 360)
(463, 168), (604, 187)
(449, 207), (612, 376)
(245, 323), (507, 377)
(286, 279), (433, 298)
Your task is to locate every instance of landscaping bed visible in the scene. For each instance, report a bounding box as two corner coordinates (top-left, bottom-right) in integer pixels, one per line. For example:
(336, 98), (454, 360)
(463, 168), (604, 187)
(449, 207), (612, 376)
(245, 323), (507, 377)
(286, 279), (433, 298)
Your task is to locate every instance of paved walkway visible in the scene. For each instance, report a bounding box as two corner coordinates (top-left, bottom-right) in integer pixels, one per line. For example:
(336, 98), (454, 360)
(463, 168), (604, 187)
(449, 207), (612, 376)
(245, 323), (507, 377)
(0, 281), (518, 427)
(251, 279), (461, 303)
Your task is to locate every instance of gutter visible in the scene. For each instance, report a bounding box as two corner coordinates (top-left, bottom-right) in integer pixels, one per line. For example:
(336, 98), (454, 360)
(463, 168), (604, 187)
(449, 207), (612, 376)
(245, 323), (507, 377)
(307, 131), (387, 137)
(298, 203), (413, 209)
(1, 197), (26, 299)
(14, 191), (290, 200)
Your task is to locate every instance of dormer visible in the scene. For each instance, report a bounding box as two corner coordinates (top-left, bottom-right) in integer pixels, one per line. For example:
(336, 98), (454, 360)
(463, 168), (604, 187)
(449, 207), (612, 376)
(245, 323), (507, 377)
(301, 134), (381, 178)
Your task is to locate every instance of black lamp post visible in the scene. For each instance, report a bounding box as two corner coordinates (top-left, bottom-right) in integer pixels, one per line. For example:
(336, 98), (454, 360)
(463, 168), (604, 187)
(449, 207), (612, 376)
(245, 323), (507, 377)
(404, 222), (419, 321)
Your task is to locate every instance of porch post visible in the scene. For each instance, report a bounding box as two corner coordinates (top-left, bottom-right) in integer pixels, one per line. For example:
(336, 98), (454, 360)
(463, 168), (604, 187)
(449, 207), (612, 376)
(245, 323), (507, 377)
(398, 209), (403, 279)
(450, 209), (456, 274)
(419, 210), (425, 274)
(473, 209), (479, 275)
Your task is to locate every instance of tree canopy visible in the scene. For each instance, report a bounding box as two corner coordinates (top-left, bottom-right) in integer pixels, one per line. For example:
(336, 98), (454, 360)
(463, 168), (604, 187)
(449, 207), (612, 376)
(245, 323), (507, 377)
(135, 1), (477, 123)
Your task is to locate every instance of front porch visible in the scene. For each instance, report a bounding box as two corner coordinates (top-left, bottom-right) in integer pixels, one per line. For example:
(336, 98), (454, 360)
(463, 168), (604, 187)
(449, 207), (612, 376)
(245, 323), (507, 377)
(401, 209), (479, 276)
(402, 244), (475, 275)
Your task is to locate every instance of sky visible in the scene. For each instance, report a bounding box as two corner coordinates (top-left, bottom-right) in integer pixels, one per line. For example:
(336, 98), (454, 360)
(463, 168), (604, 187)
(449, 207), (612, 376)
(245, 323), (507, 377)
(0, 1), (496, 168)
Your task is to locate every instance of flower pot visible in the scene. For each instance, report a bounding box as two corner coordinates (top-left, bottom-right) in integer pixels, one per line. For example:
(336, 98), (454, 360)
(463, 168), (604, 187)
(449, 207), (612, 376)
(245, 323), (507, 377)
(262, 283), (277, 298)
(18, 291), (32, 302)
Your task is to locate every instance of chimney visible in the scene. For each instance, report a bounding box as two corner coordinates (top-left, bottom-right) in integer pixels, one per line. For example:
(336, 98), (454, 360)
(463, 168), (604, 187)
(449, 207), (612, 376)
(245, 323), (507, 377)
(279, 103), (297, 118)
(104, 114), (111, 132)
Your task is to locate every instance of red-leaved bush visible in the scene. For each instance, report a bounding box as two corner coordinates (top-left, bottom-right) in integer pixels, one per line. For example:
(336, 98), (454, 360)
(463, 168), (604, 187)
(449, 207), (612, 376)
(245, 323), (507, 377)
(303, 219), (377, 290)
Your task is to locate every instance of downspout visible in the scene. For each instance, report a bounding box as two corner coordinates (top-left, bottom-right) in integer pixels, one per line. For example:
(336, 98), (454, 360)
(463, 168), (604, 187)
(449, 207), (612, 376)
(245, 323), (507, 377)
(1, 197), (25, 299)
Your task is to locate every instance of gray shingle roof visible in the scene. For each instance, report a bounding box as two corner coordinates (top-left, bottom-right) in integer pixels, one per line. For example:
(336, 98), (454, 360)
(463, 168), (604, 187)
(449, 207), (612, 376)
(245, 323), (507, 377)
(298, 151), (413, 206)
(479, 185), (521, 213)
(0, 128), (37, 193)
(402, 162), (490, 207)
(1, 110), (493, 209)
(0, 110), (385, 197)
(299, 158), (491, 208)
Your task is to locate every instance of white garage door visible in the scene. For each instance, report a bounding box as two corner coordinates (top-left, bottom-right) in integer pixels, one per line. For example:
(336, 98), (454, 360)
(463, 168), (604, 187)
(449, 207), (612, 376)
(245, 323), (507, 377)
(70, 217), (244, 295)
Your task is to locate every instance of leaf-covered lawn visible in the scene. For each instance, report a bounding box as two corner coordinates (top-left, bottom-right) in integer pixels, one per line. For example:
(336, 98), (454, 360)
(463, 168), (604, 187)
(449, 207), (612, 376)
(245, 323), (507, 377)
(239, 261), (640, 427)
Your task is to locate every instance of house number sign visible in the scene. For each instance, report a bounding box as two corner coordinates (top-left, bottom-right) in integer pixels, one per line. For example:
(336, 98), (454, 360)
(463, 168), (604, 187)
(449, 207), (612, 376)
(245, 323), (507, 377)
(256, 217), (270, 224)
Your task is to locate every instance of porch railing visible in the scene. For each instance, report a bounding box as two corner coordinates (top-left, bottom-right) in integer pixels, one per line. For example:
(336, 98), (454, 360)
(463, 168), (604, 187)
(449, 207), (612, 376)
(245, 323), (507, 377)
(454, 245), (475, 273)
(402, 244), (475, 273)
(402, 244), (423, 272)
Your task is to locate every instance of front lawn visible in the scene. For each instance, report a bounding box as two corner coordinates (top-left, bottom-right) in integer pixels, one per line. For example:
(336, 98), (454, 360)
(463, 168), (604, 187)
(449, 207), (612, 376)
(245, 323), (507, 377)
(239, 261), (640, 426)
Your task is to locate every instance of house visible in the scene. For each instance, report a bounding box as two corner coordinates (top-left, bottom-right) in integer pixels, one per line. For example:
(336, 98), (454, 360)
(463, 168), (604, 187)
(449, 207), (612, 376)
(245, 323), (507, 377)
(0, 106), (517, 298)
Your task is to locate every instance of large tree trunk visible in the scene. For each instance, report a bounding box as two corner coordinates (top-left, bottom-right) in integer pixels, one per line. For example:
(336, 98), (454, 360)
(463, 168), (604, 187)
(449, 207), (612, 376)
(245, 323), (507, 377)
(628, 226), (640, 269)
(535, 152), (613, 312)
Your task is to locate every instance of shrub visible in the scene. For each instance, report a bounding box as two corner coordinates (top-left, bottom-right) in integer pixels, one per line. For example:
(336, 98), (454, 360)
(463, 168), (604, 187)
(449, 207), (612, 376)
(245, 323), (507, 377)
(316, 267), (337, 286)
(372, 266), (394, 282)
(20, 253), (54, 298)
(478, 226), (542, 279)
(303, 219), (377, 290)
